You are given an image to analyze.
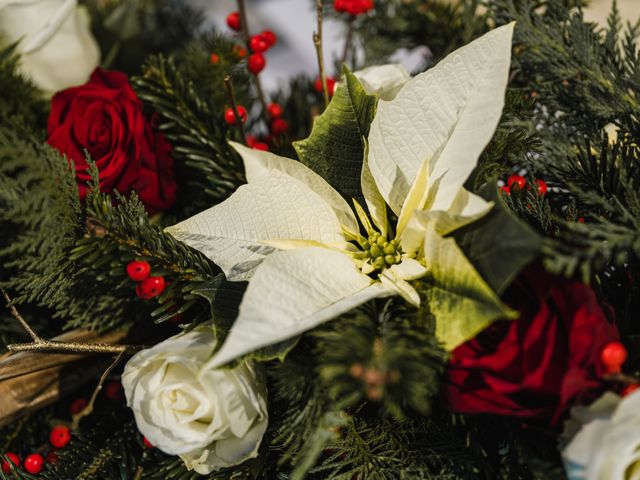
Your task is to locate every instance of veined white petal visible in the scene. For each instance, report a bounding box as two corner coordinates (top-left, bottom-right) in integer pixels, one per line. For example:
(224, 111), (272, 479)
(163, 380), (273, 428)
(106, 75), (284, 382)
(230, 141), (359, 232)
(361, 140), (388, 237)
(166, 172), (347, 281)
(353, 64), (411, 101)
(395, 156), (430, 239)
(367, 23), (515, 215)
(390, 258), (428, 280)
(207, 248), (391, 368)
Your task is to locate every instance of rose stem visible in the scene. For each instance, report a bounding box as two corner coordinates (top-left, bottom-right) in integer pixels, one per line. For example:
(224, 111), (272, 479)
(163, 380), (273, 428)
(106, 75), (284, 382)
(236, 0), (270, 121)
(314, 0), (330, 108)
(2, 288), (138, 355)
(224, 75), (247, 143)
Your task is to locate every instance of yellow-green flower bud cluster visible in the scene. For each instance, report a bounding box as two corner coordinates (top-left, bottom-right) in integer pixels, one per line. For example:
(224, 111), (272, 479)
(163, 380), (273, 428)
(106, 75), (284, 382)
(359, 232), (402, 271)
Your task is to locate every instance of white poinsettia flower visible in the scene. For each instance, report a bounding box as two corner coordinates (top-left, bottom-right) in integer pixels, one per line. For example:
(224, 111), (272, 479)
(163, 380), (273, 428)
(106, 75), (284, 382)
(352, 63), (411, 100)
(562, 390), (640, 480)
(167, 23), (515, 368)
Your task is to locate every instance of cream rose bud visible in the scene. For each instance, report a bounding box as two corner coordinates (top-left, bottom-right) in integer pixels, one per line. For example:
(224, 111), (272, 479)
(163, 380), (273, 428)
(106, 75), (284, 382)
(562, 389), (640, 480)
(122, 324), (268, 474)
(0, 0), (100, 95)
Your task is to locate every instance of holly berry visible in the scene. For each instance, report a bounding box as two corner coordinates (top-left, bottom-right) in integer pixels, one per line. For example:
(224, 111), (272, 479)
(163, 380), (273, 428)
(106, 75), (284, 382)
(224, 106), (248, 125)
(45, 450), (58, 464)
(50, 425), (71, 448)
(24, 453), (44, 475)
(1, 453), (19, 474)
(143, 437), (154, 449)
(535, 179), (548, 196)
(252, 142), (269, 151)
(499, 186), (510, 196)
(248, 53), (266, 74)
(507, 174), (527, 191)
(226, 11), (241, 31)
(210, 53), (220, 65)
(601, 341), (628, 374)
(126, 260), (151, 282)
(334, 0), (348, 12)
(104, 380), (124, 400)
(232, 44), (247, 58)
(260, 30), (277, 47)
(249, 35), (268, 53)
(70, 397), (88, 415)
(267, 103), (283, 118)
(140, 276), (166, 298)
(271, 118), (290, 136)
(314, 76), (336, 96)
(622, 384), (640, 397)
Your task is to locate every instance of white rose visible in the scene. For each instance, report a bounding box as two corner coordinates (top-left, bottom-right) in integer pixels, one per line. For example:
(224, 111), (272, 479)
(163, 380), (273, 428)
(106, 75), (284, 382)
(562, 389), (640, 480)
(122, 324), (268, 474)
(353, 63), (411, 100)
(0, 0), (100, 95)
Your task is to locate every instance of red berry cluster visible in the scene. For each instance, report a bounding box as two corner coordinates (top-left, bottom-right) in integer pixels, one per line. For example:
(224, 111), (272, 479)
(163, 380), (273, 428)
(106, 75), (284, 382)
(499, 175), (548, 197)
(126, 260), (166, 300)
(1, 426), (72, 475)
(226, 11), (278, 75)
(334, 0), (374, 15)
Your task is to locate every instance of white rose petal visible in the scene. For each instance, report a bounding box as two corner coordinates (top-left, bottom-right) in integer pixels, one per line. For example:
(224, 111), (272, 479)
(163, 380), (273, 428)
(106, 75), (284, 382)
(122, 325), (268, 474)
(0, 0), (100, 95)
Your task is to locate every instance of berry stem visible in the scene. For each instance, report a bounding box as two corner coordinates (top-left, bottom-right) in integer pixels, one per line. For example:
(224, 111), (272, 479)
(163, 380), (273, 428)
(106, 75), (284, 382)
(1, 288), (42, 343)
(341, 16), (355, 67)
(236, 0), (270, 120)
(314, 0), (330, 108)
(224, 75), (247, 143)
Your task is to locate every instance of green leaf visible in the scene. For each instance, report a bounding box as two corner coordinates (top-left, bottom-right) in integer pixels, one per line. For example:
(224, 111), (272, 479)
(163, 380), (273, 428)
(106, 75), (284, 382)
(423, 228), (518, 351)
(293, 66), (377, 207)
(190, 275), (247, 343)
(453, 183), (542, 294)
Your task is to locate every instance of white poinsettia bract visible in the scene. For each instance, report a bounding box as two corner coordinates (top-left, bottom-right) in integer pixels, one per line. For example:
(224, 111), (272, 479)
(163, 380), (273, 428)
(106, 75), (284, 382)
(167, 23), (515, 367)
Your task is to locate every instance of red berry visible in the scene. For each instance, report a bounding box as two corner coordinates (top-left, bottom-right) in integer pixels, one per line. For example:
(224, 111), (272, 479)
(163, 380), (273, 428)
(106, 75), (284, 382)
(143, 437), (154, 449)
(314, 77), (336, 96)
(577, 217), (586, 223)
(334, 0), (348, 12)
(210, 53), (220, 65)
(499, 186), (510, 196)
(271, 118), (290, 136)
(260, 30), (277, 47)
(140, 276), (166, 298)
(245, 135), (257, 147)
(507, 174), (527, 191)
(45, 450), (58, 464)
(622, 384), (640, 397)
(224, 106), (248, 126)
(24, 453), (44, 474)
(267, 103), (283, 118)
(1, 453), (19, 474)
(252, 142), (269, 151)
(226, 11), (241, 31)
(233, 44), (247, 58)
(50, 425), (71, 449)
(104, 380), (124, 400)
(248, 53), (266, 74)
(70, 397), (88, 415)
(535, 179), (548, 196)
(601, 341), (628, 374)
(249, 35), (268, 53)
(126, 260), (151, 282)
(136, 283), (152, 300)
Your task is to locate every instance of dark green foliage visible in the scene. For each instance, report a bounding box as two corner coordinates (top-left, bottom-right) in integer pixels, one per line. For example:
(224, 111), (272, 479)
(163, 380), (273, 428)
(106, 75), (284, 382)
(132, 34), (252, 220)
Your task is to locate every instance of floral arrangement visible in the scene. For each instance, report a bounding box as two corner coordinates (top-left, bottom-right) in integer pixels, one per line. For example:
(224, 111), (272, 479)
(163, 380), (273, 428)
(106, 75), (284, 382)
(0, 0), (638, 479)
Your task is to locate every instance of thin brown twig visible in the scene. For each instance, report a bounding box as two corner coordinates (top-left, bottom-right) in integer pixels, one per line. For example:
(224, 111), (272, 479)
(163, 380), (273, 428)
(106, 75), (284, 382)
(2, 288), (139, 355)
(1, 288), (42, 343)
(224, 75), (247, 143)
(341, 17), (355, 67)
(236, 0), (270, 118)
(71, 350), (126, 430)
(314, 0), (330, 108)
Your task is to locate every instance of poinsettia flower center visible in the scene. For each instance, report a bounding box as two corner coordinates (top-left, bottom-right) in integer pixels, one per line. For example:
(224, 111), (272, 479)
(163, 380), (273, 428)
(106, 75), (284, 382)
(359, 232), (402, 271)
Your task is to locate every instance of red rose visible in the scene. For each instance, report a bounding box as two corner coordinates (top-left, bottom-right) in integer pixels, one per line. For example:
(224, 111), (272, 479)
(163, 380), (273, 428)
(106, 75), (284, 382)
(47, 68), (176, 214)
(442, 264), (619, 423)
